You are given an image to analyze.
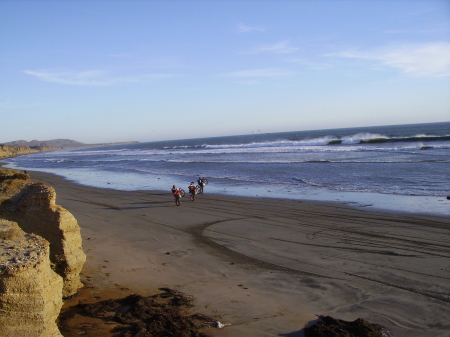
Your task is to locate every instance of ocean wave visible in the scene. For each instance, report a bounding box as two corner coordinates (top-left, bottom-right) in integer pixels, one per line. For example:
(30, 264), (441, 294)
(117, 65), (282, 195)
(361, 134), (450, 144)
(40, 155), (450, 165)
(46, 133), (448, 160)
(202, 137), (339, 148)
(293, 178), (324, 187)
(314, 133), (450, 145)
(161, 133), (450, 150)
(290, 177), (445, 196)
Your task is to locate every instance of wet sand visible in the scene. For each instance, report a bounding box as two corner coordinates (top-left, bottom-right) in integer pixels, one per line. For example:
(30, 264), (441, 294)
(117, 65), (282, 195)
(28, 170), (450, 337)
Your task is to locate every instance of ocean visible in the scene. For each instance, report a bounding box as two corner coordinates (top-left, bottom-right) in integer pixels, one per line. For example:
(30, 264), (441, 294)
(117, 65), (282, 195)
(4, 122), (450, 216)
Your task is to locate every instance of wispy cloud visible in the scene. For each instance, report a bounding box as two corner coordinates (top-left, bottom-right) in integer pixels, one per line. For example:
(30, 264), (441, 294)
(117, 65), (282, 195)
(237, 23), (265, 33)
(334, 42), (450, 78)
(222, 68), (293, 78)
(23, 69), (112, 86)
(248, 40), (299, 54)
(23, 68), (173, 86)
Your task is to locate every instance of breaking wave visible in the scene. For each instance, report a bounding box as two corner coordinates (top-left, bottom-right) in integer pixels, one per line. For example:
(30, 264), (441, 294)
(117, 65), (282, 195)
(165, 133), (450, 150)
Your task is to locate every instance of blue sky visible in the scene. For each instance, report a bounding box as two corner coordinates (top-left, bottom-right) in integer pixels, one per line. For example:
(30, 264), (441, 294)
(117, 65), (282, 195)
(1, 0), (449, 144)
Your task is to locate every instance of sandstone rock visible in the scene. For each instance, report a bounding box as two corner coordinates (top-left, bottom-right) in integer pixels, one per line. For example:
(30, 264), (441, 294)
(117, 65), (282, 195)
(0, 219), (63, 337)
(0, 172), (86, 297)
(0, 144), (62, 159)
(0, 168), (30, 202)
(0, 145), (39, 159)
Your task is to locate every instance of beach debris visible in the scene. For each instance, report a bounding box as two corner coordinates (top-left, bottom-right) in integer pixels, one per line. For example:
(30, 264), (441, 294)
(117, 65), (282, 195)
(304, 315), (390, 337)
(214, 321), (230, 328)
(60, 288), (215, 337)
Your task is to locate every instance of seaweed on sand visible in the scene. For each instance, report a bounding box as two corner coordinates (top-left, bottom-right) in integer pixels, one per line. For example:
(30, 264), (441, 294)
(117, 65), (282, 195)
(304, 315), (391, 337)
(69, 288), (215, 337)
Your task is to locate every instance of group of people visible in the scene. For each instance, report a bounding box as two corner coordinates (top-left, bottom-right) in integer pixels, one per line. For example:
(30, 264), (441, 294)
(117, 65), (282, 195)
(171, 177), (207, 205)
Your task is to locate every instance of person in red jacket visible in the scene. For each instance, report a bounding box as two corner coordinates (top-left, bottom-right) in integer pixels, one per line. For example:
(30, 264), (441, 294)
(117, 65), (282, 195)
(171, 185), (178, 196)
(188, 182), (197, 201)
(171, 185), (182, 205)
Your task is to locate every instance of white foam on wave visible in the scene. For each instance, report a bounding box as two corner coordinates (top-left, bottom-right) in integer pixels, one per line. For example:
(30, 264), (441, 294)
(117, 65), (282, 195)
(202, 137), (340, 149)
(341, 133), (387, 144)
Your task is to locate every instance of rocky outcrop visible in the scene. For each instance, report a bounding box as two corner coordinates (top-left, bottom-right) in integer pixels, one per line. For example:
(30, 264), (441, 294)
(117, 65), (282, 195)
(31, 145), (62, 152)
(0, 141), (140, 159)
(304, 315), (387, 337)
(0, 145), (39, 158)
(0, 168), (86, 335)
(0, 169), (29, 201)
(0, 169), (86, 297)
(0, 145), (61, 159)
(0, 219), (63, 337)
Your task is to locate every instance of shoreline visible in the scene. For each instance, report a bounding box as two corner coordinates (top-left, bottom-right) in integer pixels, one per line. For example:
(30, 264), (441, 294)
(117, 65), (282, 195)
(2, 156), (449, 218)
(20, 169), (450, 336)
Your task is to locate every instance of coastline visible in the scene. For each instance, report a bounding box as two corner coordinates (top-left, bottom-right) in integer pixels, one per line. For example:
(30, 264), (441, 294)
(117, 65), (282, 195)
(22, 169), (450, 336)
(3, 151), (449, 217)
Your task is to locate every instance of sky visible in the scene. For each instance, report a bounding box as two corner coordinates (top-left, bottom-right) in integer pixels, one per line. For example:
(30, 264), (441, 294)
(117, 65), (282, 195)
(1, 0), (449, 144)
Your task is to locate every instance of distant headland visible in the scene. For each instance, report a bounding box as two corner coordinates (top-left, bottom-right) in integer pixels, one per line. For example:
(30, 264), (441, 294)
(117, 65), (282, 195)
(0, 139), (139, 159)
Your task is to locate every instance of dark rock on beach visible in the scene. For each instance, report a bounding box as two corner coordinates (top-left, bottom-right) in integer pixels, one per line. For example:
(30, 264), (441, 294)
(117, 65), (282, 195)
(304, 315), (388, 337)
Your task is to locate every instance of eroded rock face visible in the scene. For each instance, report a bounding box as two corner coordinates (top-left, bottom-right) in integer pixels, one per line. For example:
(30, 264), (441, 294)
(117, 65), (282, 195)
(0, 169), (29, 202)
(0, 145), (61, 159)
(0, 145), (39, 158)
(0, 219), (63, 337)
(0, 169), (86, 335)
(1, 182), (86, 297)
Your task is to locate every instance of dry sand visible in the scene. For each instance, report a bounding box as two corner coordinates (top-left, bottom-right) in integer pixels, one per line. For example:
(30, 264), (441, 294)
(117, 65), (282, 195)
(28, 171), (449, 337)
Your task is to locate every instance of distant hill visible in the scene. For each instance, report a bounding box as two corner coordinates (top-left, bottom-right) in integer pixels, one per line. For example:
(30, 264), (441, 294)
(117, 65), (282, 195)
(5, 139), (86, 148)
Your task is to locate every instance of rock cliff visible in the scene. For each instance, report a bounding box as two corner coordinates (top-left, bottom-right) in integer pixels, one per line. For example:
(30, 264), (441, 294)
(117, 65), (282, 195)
(0, 168), (86, 335)
(0, 219), (63, 337)
(0, 169), (86, 297)
(0, 145), (61, 159)
(0, 145), (39, 158)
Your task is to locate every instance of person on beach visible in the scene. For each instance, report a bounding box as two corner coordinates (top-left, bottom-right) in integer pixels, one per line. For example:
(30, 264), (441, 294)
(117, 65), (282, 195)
(197, 177), (205, 193)
(171, 185), (178, 196)
(171, 185), (183, 200)
(171, 185), (182, 206)
(188, 182), (198, 201)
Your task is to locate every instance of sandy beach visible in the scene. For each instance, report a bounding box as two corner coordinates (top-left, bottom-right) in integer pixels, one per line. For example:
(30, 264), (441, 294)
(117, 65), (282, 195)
(24, 170), (450, 337)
